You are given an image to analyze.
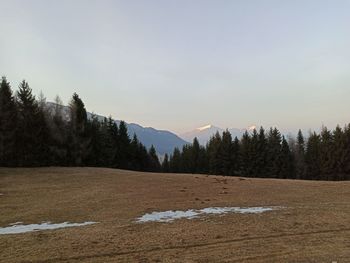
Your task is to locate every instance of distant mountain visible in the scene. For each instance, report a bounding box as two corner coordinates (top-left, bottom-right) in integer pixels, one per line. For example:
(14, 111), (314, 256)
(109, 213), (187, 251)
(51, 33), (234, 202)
(180, 124), (257, 145)
(45, 102), (188, 155)
(119, 122), (188, 155)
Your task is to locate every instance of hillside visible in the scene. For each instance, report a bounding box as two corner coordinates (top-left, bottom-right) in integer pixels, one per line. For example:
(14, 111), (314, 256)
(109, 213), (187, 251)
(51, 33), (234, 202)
(1, 167), (349, 262)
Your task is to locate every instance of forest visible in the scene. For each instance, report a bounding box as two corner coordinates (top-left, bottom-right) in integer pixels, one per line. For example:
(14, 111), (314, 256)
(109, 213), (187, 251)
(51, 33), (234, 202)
(0, 77), (349, 180)
(0, 77), (161, 171)
(165, 126), (350, 180)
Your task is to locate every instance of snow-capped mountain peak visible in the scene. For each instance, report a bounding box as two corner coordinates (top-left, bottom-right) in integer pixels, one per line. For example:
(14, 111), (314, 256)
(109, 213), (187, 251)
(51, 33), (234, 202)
(180, 124), (259, 145)
(197, 124), (214, 131)
(248, 125), (257, 131)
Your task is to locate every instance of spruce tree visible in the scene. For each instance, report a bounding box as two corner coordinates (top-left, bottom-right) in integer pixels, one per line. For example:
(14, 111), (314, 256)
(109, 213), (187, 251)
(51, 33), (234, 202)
(239, 131), (252, 176)
(279, 136), (295, 179)
(49, 95), (68, 165)
(0, 77), (17, 166)
(16, 80), (41, 166)
(68, 92), (90, 166)
(220, 130), (233, 176)
(295, 129), (306, 179)
(250, 129), (260, 177)
(231, 137), (240, 175)
(207, 131), (222, 175)
(116, 121), (130, 168)
(332, 126), (347, 180)
(256, 127), (267, 177)
(266, 128), (282, 177)
(162, 153), (170, 172)
(148, 145), (161, 172)
(320, 127), (334, 180)
(169, 147), (181, 173)
(305, 132), (321, 180)
(191, 137), (200, 173)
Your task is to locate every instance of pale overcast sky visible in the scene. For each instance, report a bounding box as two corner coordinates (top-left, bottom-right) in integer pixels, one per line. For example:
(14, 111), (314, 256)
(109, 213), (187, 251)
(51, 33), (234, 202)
(1, 0), (349, 134)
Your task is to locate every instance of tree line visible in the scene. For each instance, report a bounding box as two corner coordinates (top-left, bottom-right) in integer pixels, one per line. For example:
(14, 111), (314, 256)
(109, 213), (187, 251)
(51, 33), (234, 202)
(1, 76), (349, 180)
(0, 77), (161, 171)
(164, 126), (350, 181)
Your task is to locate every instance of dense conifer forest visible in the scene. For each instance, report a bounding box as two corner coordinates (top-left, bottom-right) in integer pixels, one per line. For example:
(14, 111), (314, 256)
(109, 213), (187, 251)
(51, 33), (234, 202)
(0, 76), (349, 180)
(0, 77), (161, 171)
(166, 124), (350, 180)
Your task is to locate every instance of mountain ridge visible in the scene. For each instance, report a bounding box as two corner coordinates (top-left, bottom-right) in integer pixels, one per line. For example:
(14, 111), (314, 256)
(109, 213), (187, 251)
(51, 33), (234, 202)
(45, 102), (188, 155)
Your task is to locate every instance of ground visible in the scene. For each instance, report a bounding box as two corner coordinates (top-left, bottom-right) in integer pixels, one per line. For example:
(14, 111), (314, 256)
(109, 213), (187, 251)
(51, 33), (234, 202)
(0, 167), (350, 262)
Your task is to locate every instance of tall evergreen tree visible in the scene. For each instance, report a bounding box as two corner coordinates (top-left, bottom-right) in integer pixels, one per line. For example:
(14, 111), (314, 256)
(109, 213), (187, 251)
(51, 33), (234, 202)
(279, 136), (295, 179)
(162, 153), (170, 172)
(256, 127), (267, 177)
(220, 130), (233, 175)
(68, 92), (90, 166)
(148, 145), (161, 172)
(239, 131), (252, 176)
(266, 128), (282, 177)
(320, 127), (334, 180)
(0, 77), (17, 166)
(305, 132), (321, 180)
(49, 95), (68, 165)
(207, 131), (222, 175)
(169, 147), (181, 173)
(294, 129), (306, 179)
(16, 80), (41, 166)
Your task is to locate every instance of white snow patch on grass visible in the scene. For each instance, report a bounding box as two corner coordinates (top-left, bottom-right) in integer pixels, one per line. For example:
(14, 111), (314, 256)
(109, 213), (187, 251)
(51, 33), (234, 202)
(0, 221), (97, 235)
(137, 206), (281, 223)
(138, 210), (199, 223)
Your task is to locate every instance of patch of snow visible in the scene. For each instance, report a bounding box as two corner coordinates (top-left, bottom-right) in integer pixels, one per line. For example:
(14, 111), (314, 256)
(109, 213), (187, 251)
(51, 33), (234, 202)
(138, 210), (199, 223)
(137, 206), (281, 223)
(0, 221), (97, 235)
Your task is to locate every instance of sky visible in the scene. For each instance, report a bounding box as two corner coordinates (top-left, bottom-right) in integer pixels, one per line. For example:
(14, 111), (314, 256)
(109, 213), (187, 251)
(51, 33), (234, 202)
(0, 0), (349, 134)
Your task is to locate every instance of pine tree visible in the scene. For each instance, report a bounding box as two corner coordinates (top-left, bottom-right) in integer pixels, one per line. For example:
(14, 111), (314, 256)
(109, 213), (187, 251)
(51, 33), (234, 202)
(279, 136), (295, 179)
(16, 80), (42, 166)
(331, 126), (347, 180)
(162, 153), (170, 172)
(35, 92), (51, 165)
(266, 128), (282, 177)
(305, 132), (321, 180)
(294, 129), (306, 179)
(148, 145), (161, 172)
(129, 133), (142, 170)
(239, 131), (252, 176)
(207, 131), (222, 175)
(320, 127), (334, 180)
(48, 95), (68, 165)
(116, 121), (130, 169)
(169, 147), (181, 173)
(68, 92), (90, 166)
(342, 124), (350, 180)
(0, 77), (17, 166)
(250, 129), (260, 177)
(231, 137), (240, 175)
(219, 130), (233, 175)
(191, 137), (200, 173)
(256, 127), (267, 177)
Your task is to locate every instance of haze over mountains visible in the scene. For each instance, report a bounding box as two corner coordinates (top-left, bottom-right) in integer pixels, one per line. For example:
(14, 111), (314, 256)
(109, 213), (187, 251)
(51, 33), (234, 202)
(180, 124), (257, 145)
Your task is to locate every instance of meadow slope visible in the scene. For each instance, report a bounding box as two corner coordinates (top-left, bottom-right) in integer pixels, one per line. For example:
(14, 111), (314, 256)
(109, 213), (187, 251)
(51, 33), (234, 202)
(0, 168), (350, 262)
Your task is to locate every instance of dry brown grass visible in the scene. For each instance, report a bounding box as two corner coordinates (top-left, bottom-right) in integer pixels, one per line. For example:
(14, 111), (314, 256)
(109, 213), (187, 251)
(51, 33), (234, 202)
(0, 167), (350, 262)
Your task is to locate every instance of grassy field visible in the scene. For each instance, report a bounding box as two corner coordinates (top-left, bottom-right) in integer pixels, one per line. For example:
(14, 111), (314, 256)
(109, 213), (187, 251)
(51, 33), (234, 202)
(0, 167), (350, 262)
